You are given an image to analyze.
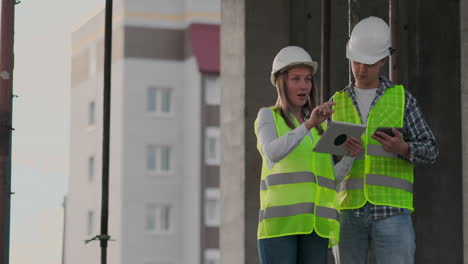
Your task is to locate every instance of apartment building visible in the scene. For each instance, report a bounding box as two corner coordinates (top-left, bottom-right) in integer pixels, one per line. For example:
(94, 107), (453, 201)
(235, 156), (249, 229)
(64, 1), (220, 264)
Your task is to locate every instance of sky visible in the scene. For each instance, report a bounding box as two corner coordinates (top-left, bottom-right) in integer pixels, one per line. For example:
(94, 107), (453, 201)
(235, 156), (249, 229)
(11, 0), (103, 262)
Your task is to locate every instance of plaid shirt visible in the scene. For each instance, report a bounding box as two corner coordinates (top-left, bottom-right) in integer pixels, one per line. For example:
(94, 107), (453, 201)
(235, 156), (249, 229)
(332, 76), (439, 220)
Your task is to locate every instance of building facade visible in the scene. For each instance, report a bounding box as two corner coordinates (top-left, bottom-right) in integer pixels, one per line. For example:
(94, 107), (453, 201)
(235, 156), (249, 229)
(64, 1), (220, 264)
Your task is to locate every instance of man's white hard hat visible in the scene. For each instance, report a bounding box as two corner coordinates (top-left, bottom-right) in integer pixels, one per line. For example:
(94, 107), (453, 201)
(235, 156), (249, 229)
(271, 46), (318, 86)
(346, 16), (392, 65)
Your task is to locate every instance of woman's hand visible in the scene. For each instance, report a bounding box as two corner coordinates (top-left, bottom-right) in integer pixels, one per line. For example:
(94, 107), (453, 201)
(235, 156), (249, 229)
(305, 102), (335, 129)
(345, 136), (362, 157)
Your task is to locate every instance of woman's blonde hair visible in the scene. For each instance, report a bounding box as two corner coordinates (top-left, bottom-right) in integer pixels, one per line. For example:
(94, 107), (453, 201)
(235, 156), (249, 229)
(273, 69), (323, 134)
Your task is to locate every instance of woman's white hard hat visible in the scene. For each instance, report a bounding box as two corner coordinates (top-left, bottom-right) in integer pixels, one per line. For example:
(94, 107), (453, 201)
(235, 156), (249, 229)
(346, 16), (392, 65)
(270, 46), (318, 86)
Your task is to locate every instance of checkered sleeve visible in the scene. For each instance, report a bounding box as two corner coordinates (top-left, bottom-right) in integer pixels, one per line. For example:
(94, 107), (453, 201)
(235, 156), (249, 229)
(404, 90), (439, 164)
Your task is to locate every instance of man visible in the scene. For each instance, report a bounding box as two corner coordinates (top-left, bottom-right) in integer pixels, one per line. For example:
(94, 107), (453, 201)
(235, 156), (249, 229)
(331, 16), (439, 264)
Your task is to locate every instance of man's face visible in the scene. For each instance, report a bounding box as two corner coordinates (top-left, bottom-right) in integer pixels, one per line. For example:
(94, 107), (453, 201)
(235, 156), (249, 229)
(351, 60), (385, 88)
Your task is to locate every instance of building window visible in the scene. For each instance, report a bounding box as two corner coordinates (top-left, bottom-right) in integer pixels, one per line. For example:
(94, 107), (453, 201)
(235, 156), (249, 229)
(204, 76), (220, 105)
(88, 101), (95, 125)
(160, 88), (171, 113)
(147, 87), (172, 114)
(204, 249), (220, 264)
(146, 145), (172, 174)
(87, 210), (94, 236)
(204, 188), (220, 227)
(147, 87), (157, 112)
(88, 156), (95, 181)
(205, 127), (220, 165)
(145, 204), (172, 233)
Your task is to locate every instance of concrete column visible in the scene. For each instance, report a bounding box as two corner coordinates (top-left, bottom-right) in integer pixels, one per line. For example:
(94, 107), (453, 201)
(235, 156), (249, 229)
(462, 1), (468, 263)
(220, 0), (247, 263)
(220, 0), (289, 263)
(407, 1), (462, 263)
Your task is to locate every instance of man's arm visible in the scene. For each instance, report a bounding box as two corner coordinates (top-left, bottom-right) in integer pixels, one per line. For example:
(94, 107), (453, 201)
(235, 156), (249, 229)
(403, 91), (439, 164)
(370, 90), (439, 165)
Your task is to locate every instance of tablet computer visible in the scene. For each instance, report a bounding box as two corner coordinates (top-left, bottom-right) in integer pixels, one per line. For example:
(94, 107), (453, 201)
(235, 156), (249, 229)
(313, 121), (367, 156)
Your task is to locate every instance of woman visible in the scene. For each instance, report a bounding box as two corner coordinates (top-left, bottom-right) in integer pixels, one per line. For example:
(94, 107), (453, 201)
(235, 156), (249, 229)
(255, 46), (361, 264)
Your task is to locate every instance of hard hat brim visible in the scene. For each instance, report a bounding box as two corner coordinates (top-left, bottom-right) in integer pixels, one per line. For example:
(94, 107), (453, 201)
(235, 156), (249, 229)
(270, 61), (318, 86)
(346, 46), (389, 65)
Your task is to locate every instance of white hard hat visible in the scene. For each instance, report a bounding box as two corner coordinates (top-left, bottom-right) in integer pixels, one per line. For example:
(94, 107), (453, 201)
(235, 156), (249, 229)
(346, 16), (392, 65)
(270, 46), (318, 86)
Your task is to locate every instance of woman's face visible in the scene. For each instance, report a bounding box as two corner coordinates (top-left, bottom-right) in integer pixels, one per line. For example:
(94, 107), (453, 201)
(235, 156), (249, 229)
(285, 66), (313, 109)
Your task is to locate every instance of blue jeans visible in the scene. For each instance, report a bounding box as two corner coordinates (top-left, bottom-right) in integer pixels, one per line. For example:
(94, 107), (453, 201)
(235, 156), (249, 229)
(258, 232), (328, 264)
(338, 207), (415, 264)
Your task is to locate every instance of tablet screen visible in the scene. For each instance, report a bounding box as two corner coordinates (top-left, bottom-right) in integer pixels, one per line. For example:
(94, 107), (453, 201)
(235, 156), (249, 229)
(313, 121), (367, 156)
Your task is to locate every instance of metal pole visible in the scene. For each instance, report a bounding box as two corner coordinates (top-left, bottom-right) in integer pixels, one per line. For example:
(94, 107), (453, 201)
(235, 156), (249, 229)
(320, 0), (331, 103)
(100, 0), (113, 263)
(62, 197), (67, 264)
(0, 0), (15, 263)
(348, 0), (359, 83)
(389, 0), (398, 83)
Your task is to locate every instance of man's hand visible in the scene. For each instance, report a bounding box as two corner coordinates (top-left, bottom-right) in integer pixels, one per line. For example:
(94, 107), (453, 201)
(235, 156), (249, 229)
(345, 136), (363, 157)
(371, 128), (409, 158)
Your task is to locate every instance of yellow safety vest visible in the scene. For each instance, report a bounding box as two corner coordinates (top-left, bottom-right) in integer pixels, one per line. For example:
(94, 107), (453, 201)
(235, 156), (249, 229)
(255, 107), (339, 246)
(332, 85), (414, 211)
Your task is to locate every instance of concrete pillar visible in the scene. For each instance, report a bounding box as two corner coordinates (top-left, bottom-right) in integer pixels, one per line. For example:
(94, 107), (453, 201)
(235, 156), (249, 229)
(404, 1), (462, 262)
(462, 0), (468, 263)
(220, 1), (247, 263)
(220, 0), (289, 263)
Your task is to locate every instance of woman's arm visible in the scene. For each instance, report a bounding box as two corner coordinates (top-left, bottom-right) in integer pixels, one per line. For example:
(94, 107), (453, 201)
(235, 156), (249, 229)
(333, 156), (355, 184)
(333, 136), (362, 184)
(256, 108), (310, 169)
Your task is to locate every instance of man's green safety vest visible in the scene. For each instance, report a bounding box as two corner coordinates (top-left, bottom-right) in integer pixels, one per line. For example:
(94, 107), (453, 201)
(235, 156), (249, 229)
(255, 107), (339, 246)
(332, 85), (414, 211)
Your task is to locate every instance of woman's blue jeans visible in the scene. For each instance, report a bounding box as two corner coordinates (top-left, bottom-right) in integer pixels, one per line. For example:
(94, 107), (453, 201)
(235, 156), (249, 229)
(258, 232), (328, 264)
(338, 207), (415, 264)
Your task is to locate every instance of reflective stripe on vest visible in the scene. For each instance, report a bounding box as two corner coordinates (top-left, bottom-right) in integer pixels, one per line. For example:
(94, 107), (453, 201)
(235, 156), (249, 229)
(366, 174), (413, 193)
(341, 175), (413, 193)
(367, 144), (398, 159)
(260, 171), (316, 191)
(340, 178), (363, 190)
(260, 171), (336, 191)
(317, 176), (336, 190)
(355, 150), (365, 160)
(259, 203), (314, 222)
(259, 203), (339, 222)
(316, 206), (339, 220)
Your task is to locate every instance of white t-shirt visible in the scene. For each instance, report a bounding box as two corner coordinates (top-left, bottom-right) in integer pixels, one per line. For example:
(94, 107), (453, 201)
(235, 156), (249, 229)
(353, 87), (378, 124)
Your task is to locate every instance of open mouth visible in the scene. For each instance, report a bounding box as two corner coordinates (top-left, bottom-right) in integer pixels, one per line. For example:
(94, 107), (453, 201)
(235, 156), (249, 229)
(297, 93), (307, 99)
